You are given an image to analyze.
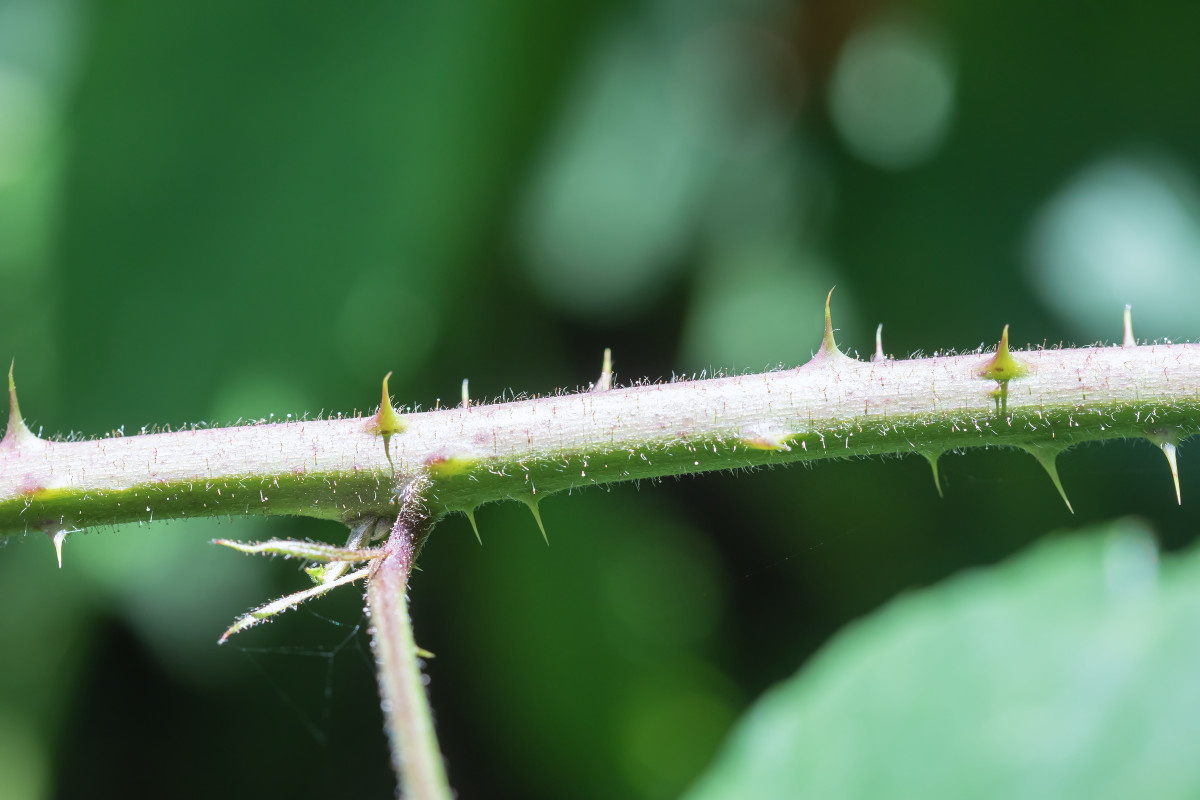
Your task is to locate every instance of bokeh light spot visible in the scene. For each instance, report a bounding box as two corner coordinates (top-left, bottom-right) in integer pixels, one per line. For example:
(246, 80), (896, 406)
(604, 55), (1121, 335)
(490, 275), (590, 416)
(1028, 155), (1200, 338)
(829, 21), (955, 171)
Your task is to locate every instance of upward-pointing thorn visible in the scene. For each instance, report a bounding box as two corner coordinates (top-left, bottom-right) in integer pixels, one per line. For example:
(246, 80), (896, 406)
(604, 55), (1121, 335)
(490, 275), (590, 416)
(820, 287), (839, 355)
(375, 371), (405, 434)
(1020, 444), (1074, 513)
(873, 324), (886, 363)
(978, 324), (1028, 381)
(2, 360), (38, 449)
(806, 287), (855, 365)
(1123, 304), (1135, 347)
(593, 348), (613, 392)
(461, 379), (471, 408)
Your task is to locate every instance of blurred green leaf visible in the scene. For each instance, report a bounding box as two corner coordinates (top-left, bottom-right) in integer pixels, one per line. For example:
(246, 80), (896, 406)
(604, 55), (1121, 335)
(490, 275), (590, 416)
(686, 519), (1200, 800)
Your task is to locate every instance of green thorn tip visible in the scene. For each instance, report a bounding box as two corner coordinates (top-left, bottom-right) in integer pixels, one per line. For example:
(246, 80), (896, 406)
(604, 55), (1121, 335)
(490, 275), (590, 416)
(820, 287), (840, 356)
(522, 497), (548, 545)
(922, 451), (944, 498)
(466, 509), (482, 545)
(1021, 444), (1073, 513)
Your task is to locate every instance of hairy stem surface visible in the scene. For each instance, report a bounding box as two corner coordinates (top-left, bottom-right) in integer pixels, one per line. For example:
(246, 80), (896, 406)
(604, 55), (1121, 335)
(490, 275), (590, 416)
(3, 338), (1199, 537)
(368, 478), (450, 800)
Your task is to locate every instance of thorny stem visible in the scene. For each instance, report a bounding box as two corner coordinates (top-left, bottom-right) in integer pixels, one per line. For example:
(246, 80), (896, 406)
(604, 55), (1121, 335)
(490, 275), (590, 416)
(3, 336), (1199, 536)
(4, 309), (1200, 797)
(368, 477), (450, 800)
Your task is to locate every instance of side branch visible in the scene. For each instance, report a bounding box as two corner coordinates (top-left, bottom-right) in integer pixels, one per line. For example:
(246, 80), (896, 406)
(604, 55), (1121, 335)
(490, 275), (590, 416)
(368, 477), (451, 800)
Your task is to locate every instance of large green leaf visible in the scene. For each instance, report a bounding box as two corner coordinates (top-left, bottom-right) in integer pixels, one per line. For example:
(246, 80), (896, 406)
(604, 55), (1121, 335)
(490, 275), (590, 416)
(686, 519), (1200, 799)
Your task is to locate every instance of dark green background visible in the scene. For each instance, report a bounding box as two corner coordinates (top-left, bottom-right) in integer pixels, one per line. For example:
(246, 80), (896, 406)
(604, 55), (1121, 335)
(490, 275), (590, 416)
(1, 1), (1198, 798)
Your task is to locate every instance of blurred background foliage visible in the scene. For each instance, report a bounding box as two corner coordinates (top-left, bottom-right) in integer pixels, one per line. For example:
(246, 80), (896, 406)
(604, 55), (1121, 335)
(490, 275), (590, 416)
(0, 0), (1198, 798)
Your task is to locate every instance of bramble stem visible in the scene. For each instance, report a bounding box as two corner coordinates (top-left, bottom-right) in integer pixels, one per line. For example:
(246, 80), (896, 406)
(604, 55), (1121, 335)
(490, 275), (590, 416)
(3, 339), (1200, 536)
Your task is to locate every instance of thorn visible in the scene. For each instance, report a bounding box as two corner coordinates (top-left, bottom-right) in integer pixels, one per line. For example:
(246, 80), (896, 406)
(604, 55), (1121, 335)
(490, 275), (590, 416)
(1148, 431), (1182, 505)
(375, 371), (404, 434)
(521, 497), (548, 545)
(466, 509), (482, 545)
(461, 379), (470, 408)
(375, 371), (405, 471)
(1162, 442), (1182, 505)
(921, 451), (944, 497)
(593, 348), (613, 392)
(1123, 304), (1135, 347)
(2, 360), (37, 449)
(805, 287), (854, 365)
(820, 287), (839, 355)
(978, 324), (1028, 382)
(872, 324), (886, 362)
(49, 529), (67, 568)
(1020, 444), (1074, 513)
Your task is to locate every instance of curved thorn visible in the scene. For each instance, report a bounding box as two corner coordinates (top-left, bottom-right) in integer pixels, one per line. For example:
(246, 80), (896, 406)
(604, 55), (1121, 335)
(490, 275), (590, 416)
(3, 360), (35, 448)
(1123, 304), (1135, 347)
(522, 497), (548, 545)
(461, 379), (470, 408)
(873, 324), (886, 363)
(1147, 432), (1182, 505)
(1021, 444), (1074, 513)
(376, 371), (403, 434)
(821, 287), (838, 354)
(466, 509), (482, 545)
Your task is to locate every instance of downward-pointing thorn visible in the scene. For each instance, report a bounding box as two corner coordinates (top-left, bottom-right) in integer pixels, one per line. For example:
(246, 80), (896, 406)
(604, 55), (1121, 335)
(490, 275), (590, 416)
(461, 379), (470, 408)
(921, 451), (944, 497)
(873, 324), (886, 363)
(1148, 431), (1182, 505)
(1123, 304), (1135, 347)
(1020, 444), (1074, 513)
(593, 348), (613, 392)
(50, 529), (67, 568)
(1161, 442), (1182, 505)
(466, 509), (482, 544)
(522, 497), (548, 545)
